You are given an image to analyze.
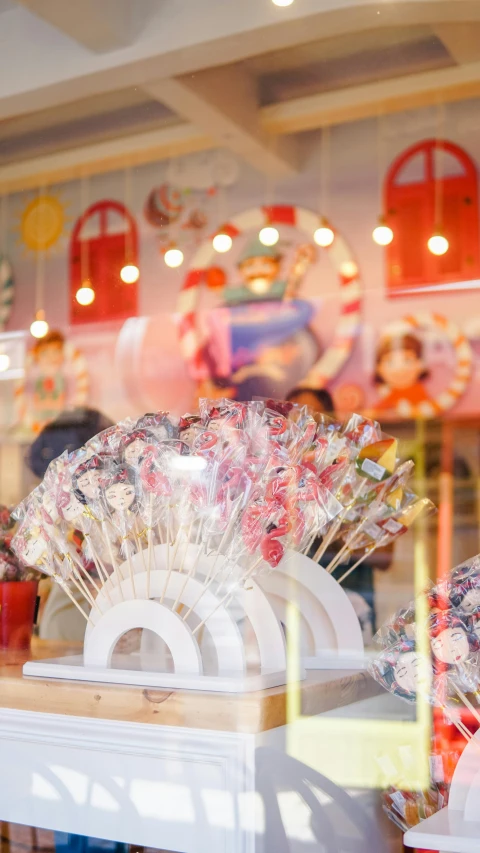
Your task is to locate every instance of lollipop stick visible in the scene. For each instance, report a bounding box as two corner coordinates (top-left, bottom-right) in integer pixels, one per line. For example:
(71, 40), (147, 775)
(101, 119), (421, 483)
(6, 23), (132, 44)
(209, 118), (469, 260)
(314, 480), (368, 564)
(104, 524), (125, 601)
(160, 507), (173, 603)
(324, 540), (352, 574)
(146, 494), (154, 599)
(125, 543), (137, 599)
(451, 683), (480, 726)
(55, 579), (93, 625)
(71, 571), (102, 614)
(192, 591), (234, 636)
(336, 550), (371, 585)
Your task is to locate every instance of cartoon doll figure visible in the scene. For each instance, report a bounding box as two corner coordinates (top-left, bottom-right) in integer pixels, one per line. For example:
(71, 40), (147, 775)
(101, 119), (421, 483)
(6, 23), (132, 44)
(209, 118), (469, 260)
(202, 238), (320, 401)
(429, 612), (480, 691)
(103, 468), (137, 516)
(57, 489), (85, 525)
(121, 430), (157, 467)
(374, 333), (432, 416)
(73, 456), (105, 505)
(31, 331), (67, 429)
(15, 528), (50, 567)
(369, 639), (430, 704)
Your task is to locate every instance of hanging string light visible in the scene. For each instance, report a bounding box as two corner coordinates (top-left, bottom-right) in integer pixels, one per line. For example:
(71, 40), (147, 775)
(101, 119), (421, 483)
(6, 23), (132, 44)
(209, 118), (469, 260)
(0, 352), (10, 372)
(314, 125), (335, 247)
(164, 245), (185, 268)
(30, 308), (49, 339)
(76, 175), (95, 306)
(31, 186), (49, 338)
(120, 166), (139, 283)
(428, 102), (449, 256)
(259, 225), (279, 247)
(213, 228), (233, 253)
(372, 111), (394, 246)
(272, 0), (294, 5)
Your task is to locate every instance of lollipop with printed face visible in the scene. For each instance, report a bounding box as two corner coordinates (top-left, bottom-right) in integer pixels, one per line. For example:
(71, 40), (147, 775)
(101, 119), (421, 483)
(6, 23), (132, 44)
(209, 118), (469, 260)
(121, 430), (157, 467)
(72, 455), (106, 505)
(429, 610), (480, 692)
(369, 639), (432, 704)
(135, 412), (178, 442)
(448, 555), (480, 615)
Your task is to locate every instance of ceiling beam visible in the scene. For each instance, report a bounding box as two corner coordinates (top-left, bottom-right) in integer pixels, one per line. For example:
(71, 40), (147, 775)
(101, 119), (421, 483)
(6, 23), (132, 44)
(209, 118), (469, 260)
(4, 0), (480, 122)
(0, 123), (213, 194)
(261, 59), (480, 134)
(144, 66), (299, 178)
(433, 22), (480, 64)
(15, 0), (156, 52)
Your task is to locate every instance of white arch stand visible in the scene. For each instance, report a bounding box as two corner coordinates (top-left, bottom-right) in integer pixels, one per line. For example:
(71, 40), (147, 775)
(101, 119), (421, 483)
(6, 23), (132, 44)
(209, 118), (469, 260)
(404, 730), (480, 853)
(24, 546), (364, 692)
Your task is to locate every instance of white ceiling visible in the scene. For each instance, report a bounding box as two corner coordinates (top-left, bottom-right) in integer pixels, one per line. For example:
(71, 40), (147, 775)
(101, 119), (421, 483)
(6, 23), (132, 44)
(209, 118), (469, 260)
(1, 0), (480, 191)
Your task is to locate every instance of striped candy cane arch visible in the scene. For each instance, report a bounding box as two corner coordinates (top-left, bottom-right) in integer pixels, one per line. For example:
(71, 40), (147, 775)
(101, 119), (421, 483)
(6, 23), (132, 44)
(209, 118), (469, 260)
(0, 254), (14, 330)
(379, 313), (473, 418)
(177, 205), (363, 387)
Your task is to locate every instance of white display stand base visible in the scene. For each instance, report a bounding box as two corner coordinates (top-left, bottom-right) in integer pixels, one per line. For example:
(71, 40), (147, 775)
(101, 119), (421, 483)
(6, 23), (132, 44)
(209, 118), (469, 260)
(257, 553), (365, 671)
(25, 543), (294, 693)
(404, 728), (480, 853)
(24, 655), (287, 693)
(24, 545), (364, 690)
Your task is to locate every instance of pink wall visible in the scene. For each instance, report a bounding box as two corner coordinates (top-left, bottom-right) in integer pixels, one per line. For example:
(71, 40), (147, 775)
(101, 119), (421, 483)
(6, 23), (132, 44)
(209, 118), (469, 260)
(2, 98), (480, 421)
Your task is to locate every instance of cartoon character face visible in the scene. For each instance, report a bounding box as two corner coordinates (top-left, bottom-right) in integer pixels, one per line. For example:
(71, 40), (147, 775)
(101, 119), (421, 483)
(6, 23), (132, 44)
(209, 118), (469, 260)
(23, 536), (48, 565)
(76, 469), (101, 500)
(42, 490), (58, 520)
(239, 256), (281, 294)
(377, 347), (425, 391)
(36, 342), (64, 373)
(60, 492), (84, 522)
(461, 588), (480, 615)
(431, 626), (470, 665)
(105, 482), (136, 512)
(124, 439), (148, 466)
(394, 651), (421, 695)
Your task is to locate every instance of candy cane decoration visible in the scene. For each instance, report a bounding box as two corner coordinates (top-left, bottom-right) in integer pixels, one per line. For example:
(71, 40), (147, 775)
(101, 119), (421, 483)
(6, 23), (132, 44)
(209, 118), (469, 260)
(379, 313), (473, 418)
(0, 254), (14, 330)
(177, 205), (362, 386)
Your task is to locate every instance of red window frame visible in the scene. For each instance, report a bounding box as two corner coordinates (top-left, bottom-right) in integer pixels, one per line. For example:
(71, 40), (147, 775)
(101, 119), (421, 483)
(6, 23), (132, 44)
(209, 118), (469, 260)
(385, 139), (480, 296)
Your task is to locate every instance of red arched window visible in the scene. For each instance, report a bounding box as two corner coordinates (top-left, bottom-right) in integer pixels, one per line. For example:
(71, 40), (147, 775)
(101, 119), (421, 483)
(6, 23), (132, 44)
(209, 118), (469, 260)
(70, 200), (139, 324)
(385, 139), (480, 295)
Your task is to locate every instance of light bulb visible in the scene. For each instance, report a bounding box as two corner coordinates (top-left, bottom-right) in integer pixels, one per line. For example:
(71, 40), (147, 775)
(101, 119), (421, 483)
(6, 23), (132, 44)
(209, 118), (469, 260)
(428, 233), (449, 256)
(120, 263), (140, 284)
(76, 284), (95, 306)
(372, 218), (394, 246)
(314, 223), (335, 248)
(0, 353), (10, 372)
(340, 260), (358, 278)
(272, 0), (294, 5)
(212, 232), (233, 253)
(259, 226), (279, 247)
(30, 310), (49, 339)
(164, 247), (184, 268)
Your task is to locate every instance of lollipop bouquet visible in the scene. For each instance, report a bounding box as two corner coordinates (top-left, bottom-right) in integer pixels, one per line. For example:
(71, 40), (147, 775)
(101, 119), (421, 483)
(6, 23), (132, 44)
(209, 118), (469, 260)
(370, 555), (480, 848)
(12, 399), (432, 690)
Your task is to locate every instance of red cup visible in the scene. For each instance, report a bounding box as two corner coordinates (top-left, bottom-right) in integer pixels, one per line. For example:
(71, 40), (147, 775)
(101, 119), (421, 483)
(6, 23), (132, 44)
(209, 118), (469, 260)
(0, 581), (39, 650)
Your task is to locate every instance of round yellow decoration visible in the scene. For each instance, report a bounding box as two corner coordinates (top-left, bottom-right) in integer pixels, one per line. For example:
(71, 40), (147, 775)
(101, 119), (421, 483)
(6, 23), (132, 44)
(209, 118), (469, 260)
(21, 195), (65, 252)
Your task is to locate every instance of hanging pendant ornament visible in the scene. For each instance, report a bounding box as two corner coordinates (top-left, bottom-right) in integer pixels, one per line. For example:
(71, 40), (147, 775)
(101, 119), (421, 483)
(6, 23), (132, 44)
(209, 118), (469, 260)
(372, 216), (394, 246)
(30, 309), (49, 339)
(76, 280), (95, 306)
(428, 230), (449, 256)
(259, 225), (280, 247)
(120, 263), (140, 283)
(212, 227), (233, 253)
(314, 217), (335, 248)
(164, 244), (184, 268)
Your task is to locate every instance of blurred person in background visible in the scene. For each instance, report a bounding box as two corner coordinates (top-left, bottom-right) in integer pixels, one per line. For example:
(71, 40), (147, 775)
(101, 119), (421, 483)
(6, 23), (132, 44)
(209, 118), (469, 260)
(28, 407), (113, 641)
(287, 386), (393, 642)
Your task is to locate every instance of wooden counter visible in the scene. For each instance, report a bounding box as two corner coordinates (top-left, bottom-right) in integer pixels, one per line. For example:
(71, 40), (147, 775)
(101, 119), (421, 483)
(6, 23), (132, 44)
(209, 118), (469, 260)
(0, 639), (381, 734)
